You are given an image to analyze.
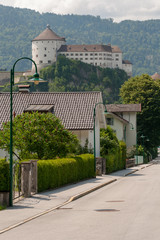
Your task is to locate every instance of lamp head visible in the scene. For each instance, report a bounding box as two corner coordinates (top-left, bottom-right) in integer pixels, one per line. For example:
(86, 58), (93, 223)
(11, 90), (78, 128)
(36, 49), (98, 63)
(29, 72), (46, 85)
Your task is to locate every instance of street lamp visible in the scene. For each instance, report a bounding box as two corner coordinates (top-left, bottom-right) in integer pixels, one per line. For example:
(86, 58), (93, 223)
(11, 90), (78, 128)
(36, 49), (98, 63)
(9, 57), (44, 206)
(93, 102), (107, 174)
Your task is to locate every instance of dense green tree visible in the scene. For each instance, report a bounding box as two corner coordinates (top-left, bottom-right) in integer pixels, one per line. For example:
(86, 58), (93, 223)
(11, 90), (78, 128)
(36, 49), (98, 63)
(0, 112), (79, 159)
(120, 74), (160, 151)
(40, 55), (128, 103)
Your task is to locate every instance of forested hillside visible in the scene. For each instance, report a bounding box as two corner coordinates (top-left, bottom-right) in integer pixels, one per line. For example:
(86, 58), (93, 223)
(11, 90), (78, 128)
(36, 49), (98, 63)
(0, 5), (160, 76)
(1, 56), (128, 103)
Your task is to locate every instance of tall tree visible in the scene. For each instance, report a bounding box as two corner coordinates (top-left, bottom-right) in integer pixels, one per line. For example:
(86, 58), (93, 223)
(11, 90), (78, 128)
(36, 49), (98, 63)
(120, 74), (160, 151)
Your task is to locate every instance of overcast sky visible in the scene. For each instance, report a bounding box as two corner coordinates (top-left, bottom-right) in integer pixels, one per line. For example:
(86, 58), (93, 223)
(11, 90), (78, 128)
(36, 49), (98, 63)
(1, 0), (160, 22)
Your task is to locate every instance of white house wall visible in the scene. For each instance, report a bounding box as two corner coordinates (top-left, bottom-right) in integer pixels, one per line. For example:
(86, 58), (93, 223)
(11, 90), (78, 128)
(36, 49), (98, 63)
(110, 118), (124, 141)
(123, 112), (137, 147)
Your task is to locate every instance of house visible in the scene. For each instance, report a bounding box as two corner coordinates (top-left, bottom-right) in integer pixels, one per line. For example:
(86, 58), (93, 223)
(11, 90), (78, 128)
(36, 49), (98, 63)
(106, 104), (141, 147)
(0, 90), (106, 158)
(151, 72), (160, 80)
(31, 25), (132, 76)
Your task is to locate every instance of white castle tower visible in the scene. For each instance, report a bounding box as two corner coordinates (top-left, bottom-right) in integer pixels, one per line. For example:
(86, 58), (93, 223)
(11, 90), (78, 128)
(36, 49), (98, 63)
(32, 24), (66, 72)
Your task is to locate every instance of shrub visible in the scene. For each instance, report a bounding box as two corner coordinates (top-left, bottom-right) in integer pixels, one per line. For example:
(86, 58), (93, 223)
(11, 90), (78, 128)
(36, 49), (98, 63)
(100, 127), (126, 173)
(37, 154), (94, 192)
(0, 159), (9, 192)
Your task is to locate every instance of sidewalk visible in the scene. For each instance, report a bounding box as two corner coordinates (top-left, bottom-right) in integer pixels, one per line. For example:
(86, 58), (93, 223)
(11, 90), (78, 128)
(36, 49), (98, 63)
(0, 163), (153, 234)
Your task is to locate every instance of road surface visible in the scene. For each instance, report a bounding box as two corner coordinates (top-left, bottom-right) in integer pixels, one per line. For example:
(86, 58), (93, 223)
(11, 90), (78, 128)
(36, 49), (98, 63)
(1, 161), (160, 240)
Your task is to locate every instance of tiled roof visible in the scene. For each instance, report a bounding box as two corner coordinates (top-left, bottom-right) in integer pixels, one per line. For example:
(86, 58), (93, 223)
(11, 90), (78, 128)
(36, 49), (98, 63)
(32, 26), (65, 41)
(112, 46), (122, 53)
(106, 104), (141, 112)
(122, 60), (132, 65)
(0, 92), (103, 130)
(151, 72), (160, 80)
(58, 44), (112, 53)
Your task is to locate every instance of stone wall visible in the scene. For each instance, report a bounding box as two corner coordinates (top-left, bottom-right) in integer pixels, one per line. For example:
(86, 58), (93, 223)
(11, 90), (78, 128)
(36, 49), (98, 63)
(0, 72), (25, 85)
(96, 157), (106, 175)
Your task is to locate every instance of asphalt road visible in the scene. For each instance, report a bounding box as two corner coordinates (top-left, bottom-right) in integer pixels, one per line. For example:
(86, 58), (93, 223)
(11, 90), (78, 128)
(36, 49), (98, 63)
(1, 160), (160, 240)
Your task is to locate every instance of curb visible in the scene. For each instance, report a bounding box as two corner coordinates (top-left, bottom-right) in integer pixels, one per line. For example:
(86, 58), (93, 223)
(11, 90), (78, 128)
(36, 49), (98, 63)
(124, 169), (138, 176)
(0, 179), (117, 235)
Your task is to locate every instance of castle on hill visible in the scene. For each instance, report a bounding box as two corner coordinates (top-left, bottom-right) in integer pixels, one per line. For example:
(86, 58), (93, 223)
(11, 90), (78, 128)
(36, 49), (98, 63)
(32, 25), (132, 76)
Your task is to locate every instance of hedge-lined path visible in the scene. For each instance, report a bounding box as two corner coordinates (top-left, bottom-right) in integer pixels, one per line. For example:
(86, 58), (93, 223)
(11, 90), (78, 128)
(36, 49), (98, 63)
(0, 162), (154, 235)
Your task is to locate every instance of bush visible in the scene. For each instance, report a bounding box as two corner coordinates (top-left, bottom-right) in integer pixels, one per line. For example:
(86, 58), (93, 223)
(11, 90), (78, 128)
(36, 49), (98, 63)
(100, 127), (126, 173)
(0, 159), (9, 192)
(37, 154), (94, 192)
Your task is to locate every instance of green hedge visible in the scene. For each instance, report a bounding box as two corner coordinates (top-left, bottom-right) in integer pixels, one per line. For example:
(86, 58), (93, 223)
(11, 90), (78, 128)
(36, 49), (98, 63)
(0, 159), (9, 192)
(38, 154), (94, 192)
(105, 141), (126, 174)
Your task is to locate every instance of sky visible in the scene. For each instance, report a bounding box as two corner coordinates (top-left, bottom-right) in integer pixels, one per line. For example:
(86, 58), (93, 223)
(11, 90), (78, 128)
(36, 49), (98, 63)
(0, 0), (160, 22)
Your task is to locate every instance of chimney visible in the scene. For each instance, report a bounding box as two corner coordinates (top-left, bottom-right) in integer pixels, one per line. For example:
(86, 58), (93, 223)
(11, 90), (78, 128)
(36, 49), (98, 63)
(18, 85), (30, 93)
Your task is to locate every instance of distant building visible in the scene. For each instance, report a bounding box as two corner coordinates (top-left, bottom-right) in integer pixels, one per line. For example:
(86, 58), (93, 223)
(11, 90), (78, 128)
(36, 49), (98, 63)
(151, 72), (160, 80)
(32, 25), (132, 76)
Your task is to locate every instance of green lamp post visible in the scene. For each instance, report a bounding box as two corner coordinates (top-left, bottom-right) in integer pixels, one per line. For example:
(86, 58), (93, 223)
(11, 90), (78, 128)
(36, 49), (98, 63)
(9, 57), (44, 206)
(93, 102), (107, 174)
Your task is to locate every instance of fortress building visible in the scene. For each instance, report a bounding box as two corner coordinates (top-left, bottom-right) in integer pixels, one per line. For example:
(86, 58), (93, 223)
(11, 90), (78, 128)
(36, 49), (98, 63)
(32, 25), (132, 76)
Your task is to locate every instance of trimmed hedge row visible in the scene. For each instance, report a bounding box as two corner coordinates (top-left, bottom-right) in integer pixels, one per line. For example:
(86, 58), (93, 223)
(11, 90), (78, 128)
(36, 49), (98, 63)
(0, 159), (9, 192)
(105, 141), (126, 174)
(38, 154), (94, 192)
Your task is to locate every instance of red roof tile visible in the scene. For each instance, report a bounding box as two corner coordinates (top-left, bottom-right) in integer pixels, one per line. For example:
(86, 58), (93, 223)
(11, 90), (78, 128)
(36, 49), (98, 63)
(58, 44), (112, 53)
(151, 72), (160, 80)
(32, 25), (65, 41)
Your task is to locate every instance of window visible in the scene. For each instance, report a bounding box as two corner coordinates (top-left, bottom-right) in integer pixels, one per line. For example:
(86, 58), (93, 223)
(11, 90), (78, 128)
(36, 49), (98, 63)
(44, 54), (47, 57)
(106, 118), (114, 126)
(48, 60), (51, 63)
(44, 47), (47, 50)
(71, 53), (74, 56)
(36, 55), (38, 57)
(39, 60), (43, 63)
(80, 53), (83, 56)
(75, 53), (78, 56)
(85, 53), (88, 56)
(24, 105), (54, 114)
